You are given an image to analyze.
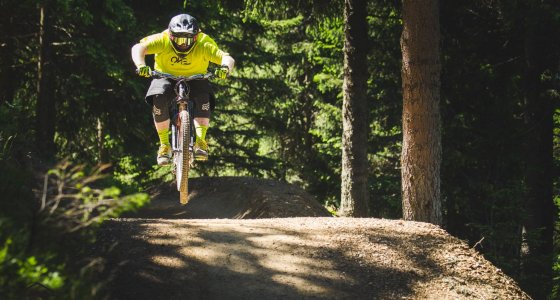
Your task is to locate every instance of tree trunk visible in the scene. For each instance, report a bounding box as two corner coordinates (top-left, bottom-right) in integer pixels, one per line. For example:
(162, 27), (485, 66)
(36, 1), (56, 160)
(0, 13), (16, 107)
(97, 117), (108, 163)
(339, 0), (369, 217)
(519, 2), (558, 297)
(400, 0), (442, 225)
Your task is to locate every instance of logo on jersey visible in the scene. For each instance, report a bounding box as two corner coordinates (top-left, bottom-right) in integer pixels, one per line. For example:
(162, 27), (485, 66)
(201, 103), (210, 111)
(170, 55), (191, 66)
(153, 107), (161, 115)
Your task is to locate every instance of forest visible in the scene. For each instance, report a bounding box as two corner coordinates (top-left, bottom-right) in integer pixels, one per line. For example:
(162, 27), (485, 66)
(0, 0), (559, 299)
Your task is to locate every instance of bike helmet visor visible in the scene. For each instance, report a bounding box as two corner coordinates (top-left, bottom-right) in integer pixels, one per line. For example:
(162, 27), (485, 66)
(168, 14), (200, 53)
(170, 32), (198, 50)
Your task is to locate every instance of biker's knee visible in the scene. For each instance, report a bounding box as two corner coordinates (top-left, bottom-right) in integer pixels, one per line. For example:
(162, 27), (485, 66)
(152, 94), (170, 122)
(193, 96), (211, 119)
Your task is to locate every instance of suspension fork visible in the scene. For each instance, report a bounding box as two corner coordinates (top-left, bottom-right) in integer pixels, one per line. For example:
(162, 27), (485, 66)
(176, 80), (188, 125)
(176, 81), (194, 149)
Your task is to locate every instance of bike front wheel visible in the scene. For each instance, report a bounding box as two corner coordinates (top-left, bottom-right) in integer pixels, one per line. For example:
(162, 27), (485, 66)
(175, 109), (191, 205)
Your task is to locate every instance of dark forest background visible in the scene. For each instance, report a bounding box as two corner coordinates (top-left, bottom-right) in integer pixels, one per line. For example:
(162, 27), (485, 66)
(0, 0), (559, 299)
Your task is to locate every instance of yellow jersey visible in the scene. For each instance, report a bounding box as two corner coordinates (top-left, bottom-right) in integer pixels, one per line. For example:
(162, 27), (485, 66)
(140, 30), (227, 76)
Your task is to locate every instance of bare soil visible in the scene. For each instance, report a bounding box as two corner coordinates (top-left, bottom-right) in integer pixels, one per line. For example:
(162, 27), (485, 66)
(94, 177), (531, 300)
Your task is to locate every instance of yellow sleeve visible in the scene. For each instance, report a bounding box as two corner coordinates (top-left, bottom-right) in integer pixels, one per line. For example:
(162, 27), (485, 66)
(140, 32), (166, 54)
(200, 35), (227, 65)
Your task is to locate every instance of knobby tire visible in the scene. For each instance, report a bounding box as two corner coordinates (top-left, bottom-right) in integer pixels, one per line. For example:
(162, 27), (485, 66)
(178, 109), (190, 204)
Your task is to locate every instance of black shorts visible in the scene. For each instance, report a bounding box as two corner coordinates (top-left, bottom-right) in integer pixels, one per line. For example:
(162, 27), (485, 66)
(145, 78), (215, 118)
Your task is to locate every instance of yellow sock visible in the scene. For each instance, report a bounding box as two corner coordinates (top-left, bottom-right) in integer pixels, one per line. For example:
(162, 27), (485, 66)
(157, 128), (170, 145)
(195, 125), (208, 143)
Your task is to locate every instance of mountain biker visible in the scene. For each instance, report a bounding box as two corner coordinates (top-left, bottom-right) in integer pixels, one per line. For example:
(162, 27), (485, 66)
(131, 13), (234, 165)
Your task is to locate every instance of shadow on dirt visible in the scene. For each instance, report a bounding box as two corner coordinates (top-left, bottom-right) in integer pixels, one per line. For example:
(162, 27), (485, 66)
(95, 218), (447, 300)
(92, 177), (530, 299)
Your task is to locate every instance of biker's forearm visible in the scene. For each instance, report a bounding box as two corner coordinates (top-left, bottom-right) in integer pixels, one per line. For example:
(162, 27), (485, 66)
(131, 43), (148, 68)
(221, 55), (235, 73)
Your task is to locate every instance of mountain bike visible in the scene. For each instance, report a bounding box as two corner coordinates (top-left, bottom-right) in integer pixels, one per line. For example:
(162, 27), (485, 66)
(150, 70), (214, 205)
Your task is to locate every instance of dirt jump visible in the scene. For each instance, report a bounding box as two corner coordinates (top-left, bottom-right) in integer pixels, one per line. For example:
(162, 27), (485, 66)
(94, 177), (530, 299)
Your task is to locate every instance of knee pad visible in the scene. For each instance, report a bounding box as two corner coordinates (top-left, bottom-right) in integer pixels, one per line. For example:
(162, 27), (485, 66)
(152, 94), (170, 123)
(193, 95), (211, 119)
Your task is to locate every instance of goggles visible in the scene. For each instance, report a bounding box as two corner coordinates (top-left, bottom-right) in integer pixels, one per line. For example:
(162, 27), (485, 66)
(170, 33), (197, 47)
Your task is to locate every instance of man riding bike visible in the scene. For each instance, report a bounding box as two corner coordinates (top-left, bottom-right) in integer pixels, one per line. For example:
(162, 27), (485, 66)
(131, 13), (235, 165)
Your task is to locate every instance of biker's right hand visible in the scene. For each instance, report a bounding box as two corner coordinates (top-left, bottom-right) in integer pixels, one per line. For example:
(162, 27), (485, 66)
(136, 64), (152, 78)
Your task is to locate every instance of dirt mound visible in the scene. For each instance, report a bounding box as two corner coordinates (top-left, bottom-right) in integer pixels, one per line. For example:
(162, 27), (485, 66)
(96, 218), (530, 300)
(128, 176), (331, 219)
(96, 177), (530, 299)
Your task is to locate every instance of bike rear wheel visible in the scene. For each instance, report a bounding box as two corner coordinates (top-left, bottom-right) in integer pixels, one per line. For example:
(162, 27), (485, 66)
(175, 109), (191, 204)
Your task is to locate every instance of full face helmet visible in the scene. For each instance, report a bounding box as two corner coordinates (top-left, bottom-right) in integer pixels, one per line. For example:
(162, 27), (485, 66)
(168, 14), (200, 54)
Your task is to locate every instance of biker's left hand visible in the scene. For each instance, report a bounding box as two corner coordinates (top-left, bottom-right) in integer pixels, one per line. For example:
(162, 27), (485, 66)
(214, 65), (229, 79)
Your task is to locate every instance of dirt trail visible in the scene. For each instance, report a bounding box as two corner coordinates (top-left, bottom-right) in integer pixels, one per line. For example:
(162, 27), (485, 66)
(95, 177), (531, 300)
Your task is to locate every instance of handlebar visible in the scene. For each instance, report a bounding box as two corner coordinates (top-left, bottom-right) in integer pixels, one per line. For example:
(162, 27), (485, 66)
(150, 70), (214, 81)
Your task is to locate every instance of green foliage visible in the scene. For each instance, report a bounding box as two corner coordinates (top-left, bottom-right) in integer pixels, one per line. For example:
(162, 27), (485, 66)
(440, 1), (560, 297)
(553, 105), (560, 298)
(1, 0), (558, 297)
(0, 131), (149, 299)
(2, 238), (64, 288)
(0, 235), (65, 298)
(0, 142), (59, 298)
(112, 155), (145, 192)
(40, 161), (149, 232)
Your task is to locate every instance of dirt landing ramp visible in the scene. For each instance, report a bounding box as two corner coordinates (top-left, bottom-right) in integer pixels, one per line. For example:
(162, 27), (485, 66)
(126, 176), (331, 219)
(97, 218), (530, 300)
(100, 177), (530, 299)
